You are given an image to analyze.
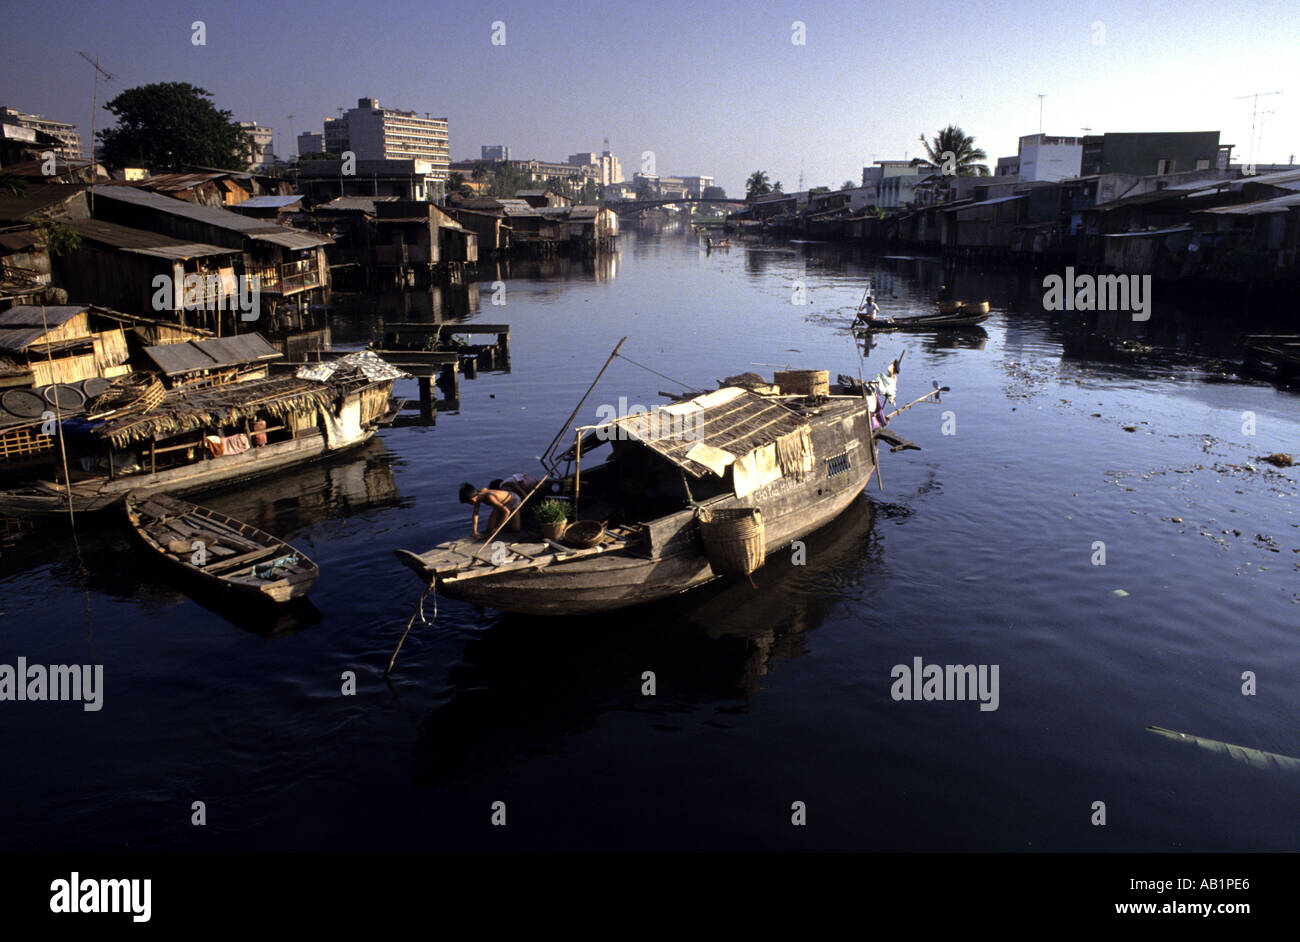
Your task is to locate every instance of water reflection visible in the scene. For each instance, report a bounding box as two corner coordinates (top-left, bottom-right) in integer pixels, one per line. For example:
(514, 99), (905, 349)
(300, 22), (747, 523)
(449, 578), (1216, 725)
(409, 497), (878, 785)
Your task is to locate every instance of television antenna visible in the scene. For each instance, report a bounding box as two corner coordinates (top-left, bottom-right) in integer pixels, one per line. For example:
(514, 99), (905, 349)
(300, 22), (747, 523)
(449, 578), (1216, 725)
(1234, 90), (1282, 172)
(1037, 93), (1047, 134)
(77, 51), (114, 210)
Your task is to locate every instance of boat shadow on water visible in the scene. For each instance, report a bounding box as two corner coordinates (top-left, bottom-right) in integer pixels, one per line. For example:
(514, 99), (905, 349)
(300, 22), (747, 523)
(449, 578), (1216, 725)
(408, 496), (883, 786)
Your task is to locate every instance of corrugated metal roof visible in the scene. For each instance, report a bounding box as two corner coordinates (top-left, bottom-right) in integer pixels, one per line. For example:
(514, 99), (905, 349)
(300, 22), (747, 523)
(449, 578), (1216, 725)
(1199, 192), (1300, 215)
(0, 185), (86, 223)
(1103, 225), (1193, 238)
(131, 172), (227, 191)
(236, 195), (304, 209)
(249, 228), (332, 249)
(0, 229), (40, 251)
(319, 196), (395, 212)
(944, 194), (1025, 212)
(0, 305), (86, 328)
(142, 333), (281, 375)
(70, 219), (237, 259)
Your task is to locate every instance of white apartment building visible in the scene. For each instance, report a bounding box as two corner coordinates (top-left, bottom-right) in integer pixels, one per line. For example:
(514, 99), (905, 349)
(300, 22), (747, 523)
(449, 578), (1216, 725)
(0, 106), (82, 158)
(1016, 134), (1082, 183)
(319, 98), (449, 179)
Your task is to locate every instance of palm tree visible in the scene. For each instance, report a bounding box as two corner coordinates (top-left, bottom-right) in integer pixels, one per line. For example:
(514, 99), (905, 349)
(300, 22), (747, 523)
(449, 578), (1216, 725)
(471, 160), (488, 182)
(745, 170), (772, 201)
(446, 171), (471, 197)
(918, 125), (990, 176)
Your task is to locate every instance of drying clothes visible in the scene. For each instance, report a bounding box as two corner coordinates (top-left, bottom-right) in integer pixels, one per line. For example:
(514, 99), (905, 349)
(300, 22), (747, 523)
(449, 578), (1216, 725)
(732, 442), (782, 498)
(253, 555), (299, 580)
(774, 426), (814, 480)
(252, 419), (268, 447)
(204, 435), (224, 457)
(221, 433), (250, 455)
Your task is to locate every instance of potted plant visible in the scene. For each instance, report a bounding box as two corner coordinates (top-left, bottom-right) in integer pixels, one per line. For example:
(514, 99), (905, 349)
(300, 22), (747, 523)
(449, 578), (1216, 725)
(533, 499), (569, 541)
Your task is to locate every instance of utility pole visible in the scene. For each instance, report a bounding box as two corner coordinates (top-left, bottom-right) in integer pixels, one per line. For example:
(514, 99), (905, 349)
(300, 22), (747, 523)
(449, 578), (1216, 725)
(1037, 94), (1047, 135)
(1234, 90), (1282, 173)
(77, 51), (113, 211)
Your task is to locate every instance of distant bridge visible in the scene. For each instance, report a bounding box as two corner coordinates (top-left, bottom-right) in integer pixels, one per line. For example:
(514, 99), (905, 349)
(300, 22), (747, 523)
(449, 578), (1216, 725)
(607, 197), (746, 216)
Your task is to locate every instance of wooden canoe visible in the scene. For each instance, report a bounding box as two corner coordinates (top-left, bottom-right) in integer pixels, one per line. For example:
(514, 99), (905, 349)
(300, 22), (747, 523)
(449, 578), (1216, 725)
(856, 310), (990, 331)
(125, 492), (318, 603)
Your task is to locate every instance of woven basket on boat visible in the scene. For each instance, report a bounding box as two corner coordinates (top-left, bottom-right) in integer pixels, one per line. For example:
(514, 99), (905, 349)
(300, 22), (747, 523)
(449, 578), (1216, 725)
(562, 519), (605, 549)
(87, 373), (165, 418)
(696, 507), (765, 576)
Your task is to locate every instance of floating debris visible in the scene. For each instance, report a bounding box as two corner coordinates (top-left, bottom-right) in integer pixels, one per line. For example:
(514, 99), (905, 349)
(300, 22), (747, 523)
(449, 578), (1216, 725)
(1260, 453), (1294, 468)
(1147, 726), (1300, 772)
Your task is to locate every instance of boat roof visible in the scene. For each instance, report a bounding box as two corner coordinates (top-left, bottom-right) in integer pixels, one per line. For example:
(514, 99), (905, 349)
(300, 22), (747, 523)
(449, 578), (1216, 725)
(84, 375), (340, 449)
(141, 333), (282, 376)
(578, 386), (811, 478)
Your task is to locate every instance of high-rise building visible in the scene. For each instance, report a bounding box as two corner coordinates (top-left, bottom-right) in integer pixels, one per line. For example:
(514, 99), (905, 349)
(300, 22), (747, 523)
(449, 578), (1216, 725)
(481, 145), (510, 161)
(297, 132), (325, 156)
(0, 106), (82, 158)
(237, 121), (277, 169)
(319, 98), (450, 179)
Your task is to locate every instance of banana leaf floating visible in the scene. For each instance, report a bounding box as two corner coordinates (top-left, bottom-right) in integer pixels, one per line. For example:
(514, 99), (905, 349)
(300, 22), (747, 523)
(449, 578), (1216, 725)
(1147, 725), (1300, 771)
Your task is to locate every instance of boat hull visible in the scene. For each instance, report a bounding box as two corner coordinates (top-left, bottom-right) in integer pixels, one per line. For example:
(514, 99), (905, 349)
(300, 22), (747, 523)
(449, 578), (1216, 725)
(0, 429), (374, 517)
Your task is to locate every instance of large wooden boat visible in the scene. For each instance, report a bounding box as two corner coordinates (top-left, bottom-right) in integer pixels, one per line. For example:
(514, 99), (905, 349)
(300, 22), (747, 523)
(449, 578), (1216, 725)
(0, 372), (397, 516)
(125, 492), (318, 603)
(396, 375), (918, 616)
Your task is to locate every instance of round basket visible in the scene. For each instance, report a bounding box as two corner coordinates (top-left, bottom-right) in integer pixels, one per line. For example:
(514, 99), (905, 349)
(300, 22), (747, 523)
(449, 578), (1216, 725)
(562, 520), (605, 549)
(696, 507), (765, 576)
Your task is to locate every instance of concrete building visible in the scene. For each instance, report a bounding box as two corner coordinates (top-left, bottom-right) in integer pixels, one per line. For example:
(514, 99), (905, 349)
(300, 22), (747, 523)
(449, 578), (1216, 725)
(1080, 131), (1226, 177)
(1016, 134), (1082, 183)
(318, 98), (449, 179)
(865, 159), (934, 209)
(297, 132), (325, 156)
(0, 106), (82, 158)
(238, 122), (277, 169)
(297, 158), (445, 203)
(481, 145), (510, 161)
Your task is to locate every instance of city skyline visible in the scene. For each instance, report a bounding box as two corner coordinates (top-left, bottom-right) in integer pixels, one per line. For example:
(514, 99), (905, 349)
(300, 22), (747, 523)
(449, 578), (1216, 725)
(1, 0), (1296, 194)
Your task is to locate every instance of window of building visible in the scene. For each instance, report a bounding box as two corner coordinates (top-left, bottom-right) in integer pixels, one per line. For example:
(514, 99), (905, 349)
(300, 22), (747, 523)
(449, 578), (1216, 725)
(1156, 158), (1175, 175)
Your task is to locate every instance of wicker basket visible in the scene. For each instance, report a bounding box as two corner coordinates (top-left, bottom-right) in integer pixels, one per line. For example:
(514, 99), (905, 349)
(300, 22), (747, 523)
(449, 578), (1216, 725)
(696, 507), (765, 576)
(774, 369), (829, 398)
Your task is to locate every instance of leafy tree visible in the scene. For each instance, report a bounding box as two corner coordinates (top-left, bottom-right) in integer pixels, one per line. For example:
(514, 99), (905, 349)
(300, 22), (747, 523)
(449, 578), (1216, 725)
(32, 219), (81, 257)
(841, 180), (856, 190)
(485, 162), (530, 198)
(634, 180), (657, 200)
(446, 171), (472, 197)
(771, 181), (784, 193)
(471, 160), (489, 182)
(918, 124), (990, 176)
(745, 170), (771, 200)
(809, 186), (830, 195)
(98, 82), (253, 171)
(297, 151), (336, 161)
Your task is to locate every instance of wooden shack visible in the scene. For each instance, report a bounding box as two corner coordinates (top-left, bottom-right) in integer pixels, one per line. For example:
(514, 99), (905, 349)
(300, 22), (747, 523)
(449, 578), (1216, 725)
(0, 305), (131, 387)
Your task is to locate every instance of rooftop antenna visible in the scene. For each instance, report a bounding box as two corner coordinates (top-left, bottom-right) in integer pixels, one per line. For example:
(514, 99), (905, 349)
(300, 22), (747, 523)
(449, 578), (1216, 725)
(1037, 93), (1047, 135)
(1234, 90), (1282, 171)
(286, 113), (294, 159)
(77, 51), (114, 211)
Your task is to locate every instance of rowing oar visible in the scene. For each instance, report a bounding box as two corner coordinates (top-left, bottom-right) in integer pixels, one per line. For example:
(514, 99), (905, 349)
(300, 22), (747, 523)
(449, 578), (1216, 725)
(885, 385), (948, 420)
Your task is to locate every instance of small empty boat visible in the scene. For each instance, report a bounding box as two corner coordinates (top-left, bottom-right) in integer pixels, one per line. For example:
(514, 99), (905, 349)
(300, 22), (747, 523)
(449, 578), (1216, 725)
(125, 492), (318, 603)
(855, 310), (990, 331)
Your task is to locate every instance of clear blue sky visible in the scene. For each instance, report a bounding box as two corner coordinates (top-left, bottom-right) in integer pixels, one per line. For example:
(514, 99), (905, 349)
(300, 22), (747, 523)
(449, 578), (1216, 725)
(3, 0), (1297, 193)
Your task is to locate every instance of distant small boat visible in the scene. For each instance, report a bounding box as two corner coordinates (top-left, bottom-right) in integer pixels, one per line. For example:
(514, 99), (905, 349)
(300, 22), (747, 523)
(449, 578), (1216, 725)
(125, 492), (318, 603)
(937, 300), (989, 315)
(855, 310), (990, 331)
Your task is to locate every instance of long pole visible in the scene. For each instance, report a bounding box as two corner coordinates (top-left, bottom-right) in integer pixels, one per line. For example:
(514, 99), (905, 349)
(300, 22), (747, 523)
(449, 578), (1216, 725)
(77, 52), (113, 208)
(540, 336), (626, 469)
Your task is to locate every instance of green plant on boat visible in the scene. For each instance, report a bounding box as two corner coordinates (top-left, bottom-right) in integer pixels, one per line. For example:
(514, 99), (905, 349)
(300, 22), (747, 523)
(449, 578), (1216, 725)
(533, 499), (569, 525)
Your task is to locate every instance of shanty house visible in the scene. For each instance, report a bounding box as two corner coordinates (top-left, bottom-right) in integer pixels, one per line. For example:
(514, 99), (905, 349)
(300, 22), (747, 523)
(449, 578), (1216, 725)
(0, 305), (130, 387)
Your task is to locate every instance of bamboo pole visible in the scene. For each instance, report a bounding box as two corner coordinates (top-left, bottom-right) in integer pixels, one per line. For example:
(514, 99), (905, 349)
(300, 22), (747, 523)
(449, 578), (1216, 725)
(540, 336), (626, 469)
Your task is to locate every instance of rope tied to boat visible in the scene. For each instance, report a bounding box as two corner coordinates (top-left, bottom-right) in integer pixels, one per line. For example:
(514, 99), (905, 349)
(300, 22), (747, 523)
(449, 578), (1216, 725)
(386, 578), (437, 677)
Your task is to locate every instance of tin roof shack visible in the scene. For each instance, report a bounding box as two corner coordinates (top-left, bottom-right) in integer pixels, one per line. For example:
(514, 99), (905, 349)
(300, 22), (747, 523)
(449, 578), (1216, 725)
(0, 305), (130, 387)
(942, 194), (1026, 257)
(141, 333), (283, 389)
(370, 201), (465, 283)
(446, 208), (509, 256)
(300, 196), (394, 273)
(452, 198), (563, 255)
(0, 185), (92, 303)
(88, 186), (332, 325)
(59, 219), (242, 327)
(1196, 192), (1300, 283)
(516, 189), (571, 208)
(538, 205), (618, 252)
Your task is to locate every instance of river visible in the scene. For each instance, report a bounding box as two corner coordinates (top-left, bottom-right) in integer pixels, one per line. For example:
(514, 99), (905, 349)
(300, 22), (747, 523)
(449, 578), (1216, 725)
(2, 223), (1297, 851)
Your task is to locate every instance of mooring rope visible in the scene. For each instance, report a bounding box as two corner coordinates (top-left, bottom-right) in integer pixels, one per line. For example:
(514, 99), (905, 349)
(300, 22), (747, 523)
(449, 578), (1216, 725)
(615, 352), (704, 394)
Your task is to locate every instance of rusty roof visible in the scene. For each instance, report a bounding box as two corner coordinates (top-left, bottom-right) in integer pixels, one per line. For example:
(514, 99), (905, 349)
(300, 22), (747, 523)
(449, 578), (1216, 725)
(69, 218), (238, 259)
